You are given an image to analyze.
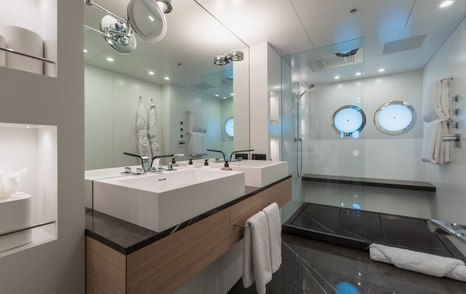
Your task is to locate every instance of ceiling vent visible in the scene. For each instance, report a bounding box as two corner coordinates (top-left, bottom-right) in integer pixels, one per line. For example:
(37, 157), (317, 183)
(190, 82), (215, 90)
(308, 48), (363, 71)
(383, 34), (427, 55)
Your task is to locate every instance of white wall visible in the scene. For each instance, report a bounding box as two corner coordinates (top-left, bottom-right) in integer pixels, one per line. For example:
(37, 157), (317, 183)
(305, 70), (426, 181)
(85, 64), (162, 169)
(423, 19), (466, 224)
(0, 0), (85, 292)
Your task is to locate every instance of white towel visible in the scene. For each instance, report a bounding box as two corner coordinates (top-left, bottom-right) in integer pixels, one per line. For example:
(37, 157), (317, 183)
(188, 111), (207, 133)
(422, 120), (451, 164)
(136, 102), (151, 158)
(263, 203), (282, 274)
(243, 211), (272, 294)
(370, 244), (466, 282)
(189, 132), (204, 156)
(148, 104), (161, 158)
(423, 80), (450, 122)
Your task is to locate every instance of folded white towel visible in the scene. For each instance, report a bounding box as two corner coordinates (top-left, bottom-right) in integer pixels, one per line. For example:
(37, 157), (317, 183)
(189, 132), (204, 156)
(370, 243), (466, 282)
(423, 80), (450, 122)
(263, 203), (282, 274)
(243, 211), (272, 294)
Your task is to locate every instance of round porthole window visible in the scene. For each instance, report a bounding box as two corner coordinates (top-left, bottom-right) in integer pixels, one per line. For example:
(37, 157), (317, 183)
(374, 101), (414, 135)
(332, 105), (366, 138)
(224, 117), (234, 137)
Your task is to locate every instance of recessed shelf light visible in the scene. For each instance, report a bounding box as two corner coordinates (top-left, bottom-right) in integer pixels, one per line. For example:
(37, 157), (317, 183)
(440, 0), (454, 8)
(164, 76), (170, 81)
(83, 49), (88, 53)
(355, 72), (362, 76)
(334, 75), (340, 80)
(148, 71), (155, 75)
(378, 68), (385, 73)
(106, 57), (114, 62)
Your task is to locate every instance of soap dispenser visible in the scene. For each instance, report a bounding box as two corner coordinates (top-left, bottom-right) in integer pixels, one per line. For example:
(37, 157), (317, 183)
(221, 161), (233, 171)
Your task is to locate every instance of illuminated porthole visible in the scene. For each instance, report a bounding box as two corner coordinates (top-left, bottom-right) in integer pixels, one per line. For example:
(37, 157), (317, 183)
(332, 105), (366, 138)
(374, 101), (414, 135)
(224, 117), (234, 137)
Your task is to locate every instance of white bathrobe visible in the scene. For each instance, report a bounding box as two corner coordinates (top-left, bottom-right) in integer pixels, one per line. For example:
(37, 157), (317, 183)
(148, 103), (161, 158)
(136, 102), (151, 158)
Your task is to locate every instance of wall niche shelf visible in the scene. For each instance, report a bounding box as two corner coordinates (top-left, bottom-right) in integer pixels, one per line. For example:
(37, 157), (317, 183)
(0, 122), (58, 257)
(0, 0), (57, 77)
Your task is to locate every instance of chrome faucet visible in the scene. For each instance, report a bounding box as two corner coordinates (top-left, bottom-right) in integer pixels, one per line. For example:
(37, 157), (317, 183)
(428, 219), (466, 244)
(230, 149), (254, 162)
(123, 152), (151, 173)
(149, 154), (175, 172)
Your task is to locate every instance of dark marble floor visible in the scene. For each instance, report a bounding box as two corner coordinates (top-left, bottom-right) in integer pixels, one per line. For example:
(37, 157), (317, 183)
(284, 203), (461, 259)
(230, 233), (466, 294)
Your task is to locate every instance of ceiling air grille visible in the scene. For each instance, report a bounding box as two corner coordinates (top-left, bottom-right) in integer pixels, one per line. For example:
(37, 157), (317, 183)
(308, 48), (363, 71)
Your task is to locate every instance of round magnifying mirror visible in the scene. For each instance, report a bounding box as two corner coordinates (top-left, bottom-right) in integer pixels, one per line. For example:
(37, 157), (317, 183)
(374, 100), (414, 135)
(332, 105), (366, 138)
(127, 0), (167, 42)
(100, 15), (137, 54)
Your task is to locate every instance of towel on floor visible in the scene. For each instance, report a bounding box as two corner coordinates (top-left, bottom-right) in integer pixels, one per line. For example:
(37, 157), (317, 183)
(263, 203), (282, 273)
(370, 243), (466, 282)
(422, 120), (450, 164)
(423, 80), (450, 122)
(189, 132), (204, 156)
(243, 211), (272, 294)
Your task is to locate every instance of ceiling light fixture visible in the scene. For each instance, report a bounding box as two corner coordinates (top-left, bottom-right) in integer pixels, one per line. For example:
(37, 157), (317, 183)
(378, 68), (385, 73)
(215, 94), (219, 97)
(355, 72), (362, 76)
(440, 1), (454, 8)
(148, 71), (155, 75)
(231, 93), (234, 96)
(106, 57), (114, 62)
(334, 75), (340, 80)
(164, 76), (170, 80)
(83, 49), (88, 53)
(222, 97), (227, 99)
(214, 51), (244, 66)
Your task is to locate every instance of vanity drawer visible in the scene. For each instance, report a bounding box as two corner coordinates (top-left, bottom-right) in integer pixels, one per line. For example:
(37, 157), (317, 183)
(126, 209), (230, 294)
(269, 178), (292, 207)
(230, 190), (270, 245)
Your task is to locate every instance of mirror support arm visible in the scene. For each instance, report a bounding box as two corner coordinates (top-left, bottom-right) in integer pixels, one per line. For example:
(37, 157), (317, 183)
(85, 0), (129, 27)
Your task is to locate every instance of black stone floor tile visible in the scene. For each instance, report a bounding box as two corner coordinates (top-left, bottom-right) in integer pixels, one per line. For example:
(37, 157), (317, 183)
(229, 233), (466, 294)
(290, 203), (340, 233)
(335, 208), (385, 242)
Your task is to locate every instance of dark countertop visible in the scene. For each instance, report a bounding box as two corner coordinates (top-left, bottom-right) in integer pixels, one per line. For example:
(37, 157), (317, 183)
(302, 173), (436, 192)
(85, 177), (291, 255)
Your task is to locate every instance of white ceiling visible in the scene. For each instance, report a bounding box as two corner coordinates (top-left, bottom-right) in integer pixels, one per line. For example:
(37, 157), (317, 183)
(84, 0), (466, 88)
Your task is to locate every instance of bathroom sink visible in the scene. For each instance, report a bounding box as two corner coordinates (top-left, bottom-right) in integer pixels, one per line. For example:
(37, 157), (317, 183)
(213, 160), (289, 187)
(93, 168), (245, 231)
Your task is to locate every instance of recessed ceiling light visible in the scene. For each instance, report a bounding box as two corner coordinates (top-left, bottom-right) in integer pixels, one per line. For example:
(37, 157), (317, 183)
(334, 75), (340, 80)
(148, 71), (155, 75)
(83, 49), (88, 53)
(106, 57), (114, 62)
(148, 15), (155, 22)
(26, 125), (30, 129)
(222, 97), (227, 99)
(215, 94), (219, 97)
(164, 76), (170, 80)
(440, 1), (454, 8)
(230, 93), (234, 96)
(355, 72), (362, 76)
(378, 68), (385, 73)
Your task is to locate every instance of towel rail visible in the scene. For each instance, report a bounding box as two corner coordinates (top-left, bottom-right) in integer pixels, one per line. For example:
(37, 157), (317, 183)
(0, 46), (56, 64)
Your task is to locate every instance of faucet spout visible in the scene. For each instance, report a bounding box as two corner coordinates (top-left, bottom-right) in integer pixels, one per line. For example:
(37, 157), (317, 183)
(230, 149), (254, 161)
(150, 154), (175, 171)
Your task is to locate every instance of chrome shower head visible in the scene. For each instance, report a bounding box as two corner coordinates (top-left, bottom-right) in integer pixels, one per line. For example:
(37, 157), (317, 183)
(297, 83), (315, 99)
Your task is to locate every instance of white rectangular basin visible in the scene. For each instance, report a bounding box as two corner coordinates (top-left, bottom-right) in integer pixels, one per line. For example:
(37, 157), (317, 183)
(213, 160), (289, 187)
(93, 168), (245, 232)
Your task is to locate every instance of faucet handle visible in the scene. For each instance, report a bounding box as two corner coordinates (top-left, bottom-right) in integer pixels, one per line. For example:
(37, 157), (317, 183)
(123, 166), (132, 174)
(134, 167), (144, 175)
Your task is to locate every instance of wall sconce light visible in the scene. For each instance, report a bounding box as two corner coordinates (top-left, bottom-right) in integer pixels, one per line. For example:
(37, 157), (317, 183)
(214, 51), (244, 66)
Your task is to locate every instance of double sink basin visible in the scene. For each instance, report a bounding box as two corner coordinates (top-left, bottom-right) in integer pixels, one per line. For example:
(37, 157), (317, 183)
(90, 160), (288, 232)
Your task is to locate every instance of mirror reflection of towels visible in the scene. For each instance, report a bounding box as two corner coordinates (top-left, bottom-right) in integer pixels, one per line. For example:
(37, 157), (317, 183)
(188, 111), (207, 133)
(189, 132), (204, 156)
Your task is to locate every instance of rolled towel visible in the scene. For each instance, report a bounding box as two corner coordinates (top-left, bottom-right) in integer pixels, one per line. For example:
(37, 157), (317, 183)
(370, 243), (466, 282)
(243, 211), (272, 294)
(263, 203), (282, 274)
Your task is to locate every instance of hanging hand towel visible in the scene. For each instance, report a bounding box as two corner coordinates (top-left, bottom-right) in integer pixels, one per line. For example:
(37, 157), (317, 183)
(148, 103), (161, 158)
(136, 101), (151, 158)
(263, 203), (282, 274)
(423, 80), (450, 122)
(243, 211), (272, 294)
(189, 132), (204, 156)
(422, 120), (451, 164)
(370, 243), (466, 282)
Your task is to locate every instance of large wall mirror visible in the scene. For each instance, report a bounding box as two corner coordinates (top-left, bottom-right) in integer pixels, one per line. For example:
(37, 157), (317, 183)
(84, 0), (249, 171)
